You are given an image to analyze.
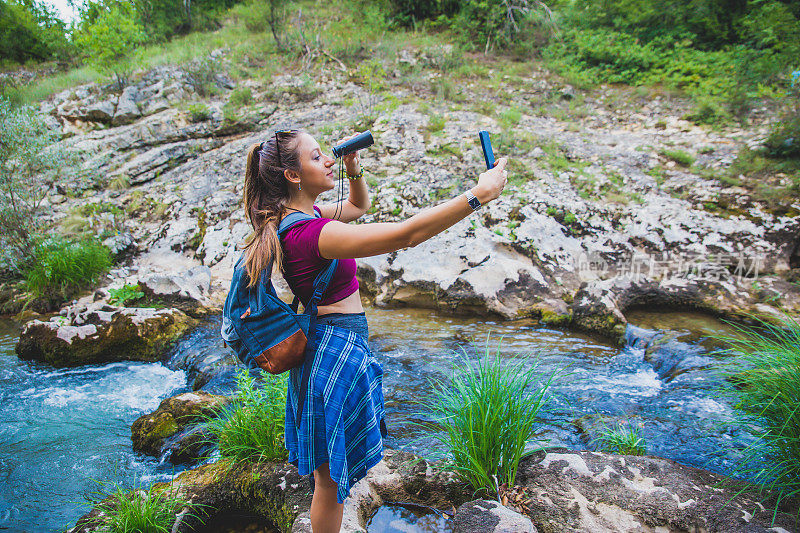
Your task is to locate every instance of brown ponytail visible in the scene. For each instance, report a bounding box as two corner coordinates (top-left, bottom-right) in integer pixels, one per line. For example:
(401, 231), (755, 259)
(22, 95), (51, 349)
(242, 129), (303, 287)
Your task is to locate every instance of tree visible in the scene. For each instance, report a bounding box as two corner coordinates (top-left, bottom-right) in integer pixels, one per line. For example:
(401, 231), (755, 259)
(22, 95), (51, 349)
(0, 96), (58, 272)
(0, 0), (72, 63)
(73, 2), (145, 89)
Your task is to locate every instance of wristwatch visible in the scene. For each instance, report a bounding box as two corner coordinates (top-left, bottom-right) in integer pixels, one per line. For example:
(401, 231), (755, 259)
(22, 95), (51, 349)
(465, 189), (481, 211)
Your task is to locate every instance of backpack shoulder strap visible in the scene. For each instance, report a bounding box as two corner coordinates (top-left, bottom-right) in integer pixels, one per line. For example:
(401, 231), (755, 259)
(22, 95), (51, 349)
(277, 211), (316, 238)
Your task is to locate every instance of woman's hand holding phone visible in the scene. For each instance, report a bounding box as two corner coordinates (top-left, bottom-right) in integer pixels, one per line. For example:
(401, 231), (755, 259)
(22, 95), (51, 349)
(473, 157), (508, 204)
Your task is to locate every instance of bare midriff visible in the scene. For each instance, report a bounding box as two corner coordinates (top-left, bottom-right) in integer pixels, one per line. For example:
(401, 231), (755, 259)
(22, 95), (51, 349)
(317, 290), (364, 316)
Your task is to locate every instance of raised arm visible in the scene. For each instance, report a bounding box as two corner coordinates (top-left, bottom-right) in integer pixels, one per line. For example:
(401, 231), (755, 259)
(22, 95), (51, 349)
(318, 158), (508, 259)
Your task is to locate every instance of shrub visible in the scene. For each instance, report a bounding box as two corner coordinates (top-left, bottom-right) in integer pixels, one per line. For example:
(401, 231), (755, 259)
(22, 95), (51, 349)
(684, 98), (729, 126)
(228, 86), (253, 107)
(109, 284), (145, 306)
(186, 103), (212, 122)
(764, 79), (799, 160)
(0, 97), (61, 273)
(184, 56), (222, 97)
(25, 237), (112, 299)
(426, 113), (446, 134)
(420, 339), (559, 493)
(206, 369), (288, 463)
(765, 115), (800, 159)
(660, 148), (695, 167)
(717, 313), (800, 519)
(93, 479), (195, 533)
(592, 422), (646, 456)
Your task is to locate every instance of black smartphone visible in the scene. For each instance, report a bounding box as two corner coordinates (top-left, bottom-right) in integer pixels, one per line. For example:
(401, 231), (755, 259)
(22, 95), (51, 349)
(478, 130), (495, 170)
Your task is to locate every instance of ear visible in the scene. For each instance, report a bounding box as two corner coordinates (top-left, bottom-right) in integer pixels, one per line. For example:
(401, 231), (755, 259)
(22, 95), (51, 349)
(284, 168), (300, 186)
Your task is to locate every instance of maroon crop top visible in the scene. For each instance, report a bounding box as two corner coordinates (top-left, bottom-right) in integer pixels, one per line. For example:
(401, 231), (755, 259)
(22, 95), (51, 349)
(280, 207), (359, 307)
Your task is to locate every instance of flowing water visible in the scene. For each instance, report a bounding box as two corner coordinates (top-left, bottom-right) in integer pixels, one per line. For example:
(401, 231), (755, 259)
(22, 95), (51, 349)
(0, 320), (188, 533)
(0, 307), (752, 532)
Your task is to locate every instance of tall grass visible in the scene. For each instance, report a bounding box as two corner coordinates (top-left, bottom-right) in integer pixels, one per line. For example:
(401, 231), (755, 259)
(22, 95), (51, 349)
(421, 339), (559, 494)
(205, 369), (288, 463)
(25, 236), (112, 299)
(93, 479), (194, 533)
(717, 313), (800, 521)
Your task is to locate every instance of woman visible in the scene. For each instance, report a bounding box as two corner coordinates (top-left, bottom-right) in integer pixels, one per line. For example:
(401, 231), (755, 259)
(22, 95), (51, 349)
(242, 129), (507, 532)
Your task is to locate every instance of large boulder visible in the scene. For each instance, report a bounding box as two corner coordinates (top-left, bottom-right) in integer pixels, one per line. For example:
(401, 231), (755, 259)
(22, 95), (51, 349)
(517, 449), (798, 532)
(130, 391), (230, 459)
(139, 266), (214, 316)
(15, 303), (197, 367)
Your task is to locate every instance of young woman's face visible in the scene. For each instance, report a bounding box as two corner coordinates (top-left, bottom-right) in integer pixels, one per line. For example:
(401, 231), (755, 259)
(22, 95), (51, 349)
(295, 133), (336, 194)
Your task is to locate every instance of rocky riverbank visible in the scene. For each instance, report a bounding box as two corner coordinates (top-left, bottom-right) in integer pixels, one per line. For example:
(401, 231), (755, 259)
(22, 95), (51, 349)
(67, 445), (798, 532)
(6, 47), (793, 346)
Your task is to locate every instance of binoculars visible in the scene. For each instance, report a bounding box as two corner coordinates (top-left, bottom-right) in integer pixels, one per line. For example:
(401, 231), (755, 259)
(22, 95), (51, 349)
(332, 131), (374, 158)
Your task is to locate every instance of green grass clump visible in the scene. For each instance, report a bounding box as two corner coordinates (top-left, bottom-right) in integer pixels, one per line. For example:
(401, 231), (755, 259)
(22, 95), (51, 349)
(186, 103), (212, 123)
(25, 237), (112, 299)
(426, 113), (446, 134)
(421, 339), (559, 493)
(660, 148), (696, 167)
(94, 479), (195, 533)
(717, 313), (800, 520)
(206, 369), (288, 463)
(228, 86), (254, 107)
(109, 284), (145, 306)
(592, 422), (646, 456)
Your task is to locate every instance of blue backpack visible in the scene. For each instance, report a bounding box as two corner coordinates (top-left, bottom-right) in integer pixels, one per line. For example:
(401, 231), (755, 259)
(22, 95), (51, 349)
(221, 212), (336, 419)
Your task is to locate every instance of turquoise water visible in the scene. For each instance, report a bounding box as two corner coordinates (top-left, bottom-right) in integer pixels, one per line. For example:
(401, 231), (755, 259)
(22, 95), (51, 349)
(0, 307), (751, 531)
(0, 320), (187, 532)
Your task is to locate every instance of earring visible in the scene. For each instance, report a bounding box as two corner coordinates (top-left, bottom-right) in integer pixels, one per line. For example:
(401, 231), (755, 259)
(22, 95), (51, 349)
(298, 182), (302, 191)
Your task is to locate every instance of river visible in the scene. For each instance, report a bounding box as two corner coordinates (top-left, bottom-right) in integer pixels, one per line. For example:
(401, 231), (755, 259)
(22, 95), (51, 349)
(0, 307), (752, 531)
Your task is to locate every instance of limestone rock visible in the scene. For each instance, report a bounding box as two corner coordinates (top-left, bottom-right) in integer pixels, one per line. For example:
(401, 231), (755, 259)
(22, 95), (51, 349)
(453, 499), (537, 533)
(112, 85), (141, 125)
(139, 266), (213, 316)
(15, 303), (197, 367)
(85, 98), (116, 123)
(517, 449), (798, 533)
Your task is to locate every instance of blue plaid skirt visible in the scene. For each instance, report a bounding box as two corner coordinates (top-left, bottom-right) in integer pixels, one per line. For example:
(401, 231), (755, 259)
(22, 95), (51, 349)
(284, 313), (387, 503)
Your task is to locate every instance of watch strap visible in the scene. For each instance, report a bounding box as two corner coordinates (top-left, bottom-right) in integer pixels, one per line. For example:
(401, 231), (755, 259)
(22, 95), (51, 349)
(465, 189), (481, 211)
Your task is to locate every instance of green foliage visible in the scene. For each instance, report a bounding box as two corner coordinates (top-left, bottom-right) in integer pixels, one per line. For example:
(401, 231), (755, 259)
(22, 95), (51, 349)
(184, 56), (222, 97)
(238, 0), (290, 49)
(228, 86), (253, 106)
(685, 98), (729, 126)
(206, 369), (288, 463)
(74, 3), (147, 89)
(660, 148), (696, 167)
(452, 0), (553, 51)
(592, 422), (646, 456)
(764, 79), (799, 159)
(426, 113), (446, 134)
(385, 0), (460, 28)
(25, 236), (112, 299)
(186, 102), (212, 122)
(420, 339), (559, 493)
(765, 115), (800, 159)
(541, 0), (800, 111)
(0, 0), (73, 63)
(0, 96), (60, 272)
(93, 478), (195, 533)
(109, 284), (145, 306)
(717, 314), (800, 519)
